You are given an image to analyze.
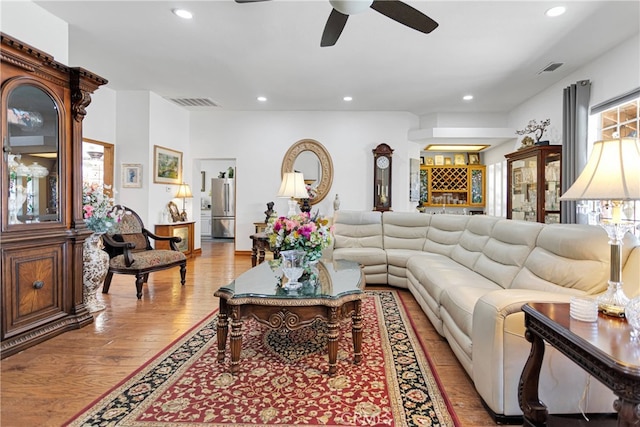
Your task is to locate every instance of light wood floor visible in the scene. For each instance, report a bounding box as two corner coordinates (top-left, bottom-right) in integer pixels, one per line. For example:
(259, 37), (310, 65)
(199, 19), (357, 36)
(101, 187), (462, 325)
(1, 241), (499, 427)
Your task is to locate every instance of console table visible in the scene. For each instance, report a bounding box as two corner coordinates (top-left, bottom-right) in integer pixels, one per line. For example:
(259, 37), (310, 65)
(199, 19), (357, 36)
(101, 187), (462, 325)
(519, 302), (640, 427)
(155, 222), (195, 257)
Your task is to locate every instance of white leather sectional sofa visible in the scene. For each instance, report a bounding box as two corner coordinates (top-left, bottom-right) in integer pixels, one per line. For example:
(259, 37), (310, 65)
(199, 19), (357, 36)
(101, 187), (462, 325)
(329, 210), (640, 422)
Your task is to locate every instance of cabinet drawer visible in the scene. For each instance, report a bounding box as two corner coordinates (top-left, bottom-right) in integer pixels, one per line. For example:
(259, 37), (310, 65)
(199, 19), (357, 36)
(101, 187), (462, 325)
(2, 243), (65, 339)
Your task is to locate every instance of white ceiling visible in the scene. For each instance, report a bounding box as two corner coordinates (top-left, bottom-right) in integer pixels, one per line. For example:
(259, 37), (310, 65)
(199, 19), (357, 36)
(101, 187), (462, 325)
(34, 0), (639, 117)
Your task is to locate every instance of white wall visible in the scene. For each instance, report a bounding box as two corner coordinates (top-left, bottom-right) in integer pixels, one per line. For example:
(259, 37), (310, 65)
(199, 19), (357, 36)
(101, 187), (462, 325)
(1, 1), (69, 64)
(189, 111), (418, 250)
(84, 88), (117, 144)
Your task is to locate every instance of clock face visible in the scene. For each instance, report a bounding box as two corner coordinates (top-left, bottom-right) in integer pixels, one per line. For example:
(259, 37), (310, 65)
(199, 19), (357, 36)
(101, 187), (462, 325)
(376, 156), (390, 169)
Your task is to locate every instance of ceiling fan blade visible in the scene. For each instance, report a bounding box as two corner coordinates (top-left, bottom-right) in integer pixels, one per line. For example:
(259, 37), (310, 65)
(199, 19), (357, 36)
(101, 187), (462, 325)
(370, 0), (438, 34)
(321, 9), (349, 47)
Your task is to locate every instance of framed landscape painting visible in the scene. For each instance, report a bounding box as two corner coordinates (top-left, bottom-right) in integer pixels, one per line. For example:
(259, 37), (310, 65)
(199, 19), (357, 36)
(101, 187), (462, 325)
(154, 145), (182, 184)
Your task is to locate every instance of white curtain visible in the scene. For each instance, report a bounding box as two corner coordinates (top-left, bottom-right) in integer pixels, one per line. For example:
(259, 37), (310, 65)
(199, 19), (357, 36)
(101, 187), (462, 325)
(561, 80), (591, 224)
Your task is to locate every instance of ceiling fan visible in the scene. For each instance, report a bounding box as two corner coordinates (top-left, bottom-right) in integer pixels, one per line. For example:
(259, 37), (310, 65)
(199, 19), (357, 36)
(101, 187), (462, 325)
(235, 0), (439, 47)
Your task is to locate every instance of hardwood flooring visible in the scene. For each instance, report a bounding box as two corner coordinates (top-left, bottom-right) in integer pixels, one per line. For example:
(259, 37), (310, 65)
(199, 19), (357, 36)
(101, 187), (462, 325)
(1, 241), (499, 427)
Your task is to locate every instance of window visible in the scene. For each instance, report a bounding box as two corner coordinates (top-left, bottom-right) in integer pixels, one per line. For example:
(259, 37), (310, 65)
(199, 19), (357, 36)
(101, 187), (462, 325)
(590, 94), (639, 235)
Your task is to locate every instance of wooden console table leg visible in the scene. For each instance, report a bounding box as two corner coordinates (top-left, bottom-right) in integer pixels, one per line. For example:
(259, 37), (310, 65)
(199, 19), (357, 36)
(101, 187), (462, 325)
(229, 306), (243, 374)
(251, 243), (258, 267)
(518, 327), (549, 426)
(216, 299), (229, 363)
(327, 307), (340, 376)
(352, 299), (363, 365)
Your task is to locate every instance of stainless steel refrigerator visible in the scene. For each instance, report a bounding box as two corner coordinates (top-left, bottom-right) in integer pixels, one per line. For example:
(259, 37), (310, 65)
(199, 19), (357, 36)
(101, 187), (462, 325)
(211, 178), (235, 238)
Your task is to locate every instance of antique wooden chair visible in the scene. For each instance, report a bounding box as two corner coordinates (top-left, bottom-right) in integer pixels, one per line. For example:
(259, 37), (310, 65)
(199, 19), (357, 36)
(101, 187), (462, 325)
(101, 206), (187, 299)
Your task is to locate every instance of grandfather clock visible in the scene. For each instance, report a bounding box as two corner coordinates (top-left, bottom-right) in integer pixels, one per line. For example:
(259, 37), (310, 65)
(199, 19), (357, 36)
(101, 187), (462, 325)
(373, 143), (393, 211)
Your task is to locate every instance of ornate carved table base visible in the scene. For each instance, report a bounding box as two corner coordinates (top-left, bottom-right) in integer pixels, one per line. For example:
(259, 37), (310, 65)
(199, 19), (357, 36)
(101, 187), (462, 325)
(519, 303), (640, 427)
(216, 298), (362, 376)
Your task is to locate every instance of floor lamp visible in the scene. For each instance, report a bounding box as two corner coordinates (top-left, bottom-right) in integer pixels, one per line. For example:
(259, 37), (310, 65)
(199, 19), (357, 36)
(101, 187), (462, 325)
(560, 137), (640, 317)
(278, 172), (308, 216)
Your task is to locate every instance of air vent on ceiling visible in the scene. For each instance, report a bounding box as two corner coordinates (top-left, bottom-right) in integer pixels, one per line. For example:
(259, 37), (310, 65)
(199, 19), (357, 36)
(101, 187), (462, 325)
(166, 97), (219, 107)
(538, 62), (564, 74)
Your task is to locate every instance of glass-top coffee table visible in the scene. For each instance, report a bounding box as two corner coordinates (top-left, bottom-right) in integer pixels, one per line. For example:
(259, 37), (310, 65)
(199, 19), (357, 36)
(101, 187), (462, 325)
(214, 259), (364, 376)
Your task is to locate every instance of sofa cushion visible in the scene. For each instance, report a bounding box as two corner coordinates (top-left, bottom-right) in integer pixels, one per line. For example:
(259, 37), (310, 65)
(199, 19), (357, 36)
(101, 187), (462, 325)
(382, 211), (431, 250)
(450, 215), (500, 270)
(511, 224), (637, 294)
(473, 220), (543, 289)
(333, 210), (383, 249)
(407, 253), (499, 318)
(423, 214), (470, 256)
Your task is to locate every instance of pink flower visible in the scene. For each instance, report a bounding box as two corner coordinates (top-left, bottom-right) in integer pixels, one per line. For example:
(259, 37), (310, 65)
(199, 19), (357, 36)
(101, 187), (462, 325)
(83, 205), (94, 218)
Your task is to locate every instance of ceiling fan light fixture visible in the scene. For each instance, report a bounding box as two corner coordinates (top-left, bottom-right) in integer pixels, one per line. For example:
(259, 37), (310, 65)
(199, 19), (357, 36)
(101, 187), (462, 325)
(329, 0), (373, 15)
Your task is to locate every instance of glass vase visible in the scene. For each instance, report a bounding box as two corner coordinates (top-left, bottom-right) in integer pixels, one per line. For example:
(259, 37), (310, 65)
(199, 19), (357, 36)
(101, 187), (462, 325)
(625, 297), (640, 341)
(280, 249), (305, 290)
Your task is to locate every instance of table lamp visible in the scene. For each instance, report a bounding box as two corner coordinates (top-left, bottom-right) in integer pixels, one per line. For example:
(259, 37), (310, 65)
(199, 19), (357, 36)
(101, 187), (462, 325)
(560, 137), (640, 316)
(175, 183), (193, 221)
(278, 172), (308, 216)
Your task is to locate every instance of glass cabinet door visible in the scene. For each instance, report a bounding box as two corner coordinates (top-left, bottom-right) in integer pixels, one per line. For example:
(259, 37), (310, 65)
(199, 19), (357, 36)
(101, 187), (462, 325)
(5, 83), (60, 225)
(510, 156), (538, 222)
(543, 152), (561, 223)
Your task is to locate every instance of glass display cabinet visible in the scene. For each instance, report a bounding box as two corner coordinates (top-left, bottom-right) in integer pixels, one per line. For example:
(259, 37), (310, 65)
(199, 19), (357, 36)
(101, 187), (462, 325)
(505, 145), (562, 223)
(1, 33), (106, 358)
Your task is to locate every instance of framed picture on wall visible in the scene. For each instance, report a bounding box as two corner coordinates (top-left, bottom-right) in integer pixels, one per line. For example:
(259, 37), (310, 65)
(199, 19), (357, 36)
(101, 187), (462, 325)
(153, 145), (182, 184)
(122, 163), (142, 188)
(434, 155), (444, 165)
(454, 154), (466, 165)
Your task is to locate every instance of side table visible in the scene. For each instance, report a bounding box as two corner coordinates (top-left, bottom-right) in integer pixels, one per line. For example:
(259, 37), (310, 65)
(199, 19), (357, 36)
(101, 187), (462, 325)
(519, 302), (640, 426)
(250, 233), (272, 267)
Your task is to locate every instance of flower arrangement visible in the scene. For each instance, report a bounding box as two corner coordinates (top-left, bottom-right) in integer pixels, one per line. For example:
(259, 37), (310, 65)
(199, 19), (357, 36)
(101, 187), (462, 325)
(82, 182), (123, 233)
(266, 211), (333, 262)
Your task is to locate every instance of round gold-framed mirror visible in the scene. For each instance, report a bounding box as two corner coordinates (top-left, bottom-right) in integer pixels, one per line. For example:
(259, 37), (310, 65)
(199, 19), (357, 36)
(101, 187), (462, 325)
(281, 139), (333, 205)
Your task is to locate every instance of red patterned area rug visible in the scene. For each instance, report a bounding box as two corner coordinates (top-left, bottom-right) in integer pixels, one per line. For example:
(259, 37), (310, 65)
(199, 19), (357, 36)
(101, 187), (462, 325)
(65, 291), (460, 426)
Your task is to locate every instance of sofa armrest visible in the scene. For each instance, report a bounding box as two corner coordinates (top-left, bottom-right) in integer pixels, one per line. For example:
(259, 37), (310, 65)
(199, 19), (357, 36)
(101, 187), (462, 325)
(471, 289), (577, 415)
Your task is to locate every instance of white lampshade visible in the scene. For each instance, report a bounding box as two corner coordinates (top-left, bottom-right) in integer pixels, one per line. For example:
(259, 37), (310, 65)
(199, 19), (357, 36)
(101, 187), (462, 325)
(277, 172), (308, 199)
(560, 138), (640, 201)
(329, 0), (373, 15)
(175, 183), (193, 199)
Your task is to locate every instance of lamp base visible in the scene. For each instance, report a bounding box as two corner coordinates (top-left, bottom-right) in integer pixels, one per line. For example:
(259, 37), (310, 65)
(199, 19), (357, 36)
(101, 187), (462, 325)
(596, 281), (629, 317)
(287, 198), (298, 217)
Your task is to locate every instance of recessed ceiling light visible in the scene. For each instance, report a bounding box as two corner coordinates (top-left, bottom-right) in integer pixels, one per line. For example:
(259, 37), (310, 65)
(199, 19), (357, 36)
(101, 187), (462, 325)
(257, 96), (267, 102)
(172, 8), (193, 19)
(343, 96), (353, 102)
(463, 95), (473, 101)
(545, 6), (566, 17)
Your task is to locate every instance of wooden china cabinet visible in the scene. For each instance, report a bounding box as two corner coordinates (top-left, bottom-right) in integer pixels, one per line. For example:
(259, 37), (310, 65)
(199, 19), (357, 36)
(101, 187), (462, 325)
(505, 145), (562, 224)
(1, 33), (107, 358)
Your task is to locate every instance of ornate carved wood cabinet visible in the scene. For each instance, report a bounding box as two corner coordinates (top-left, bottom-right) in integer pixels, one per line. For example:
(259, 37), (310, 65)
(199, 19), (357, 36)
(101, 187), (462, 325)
(1, 33), (107, 358)
(505, 145), (562, 223)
